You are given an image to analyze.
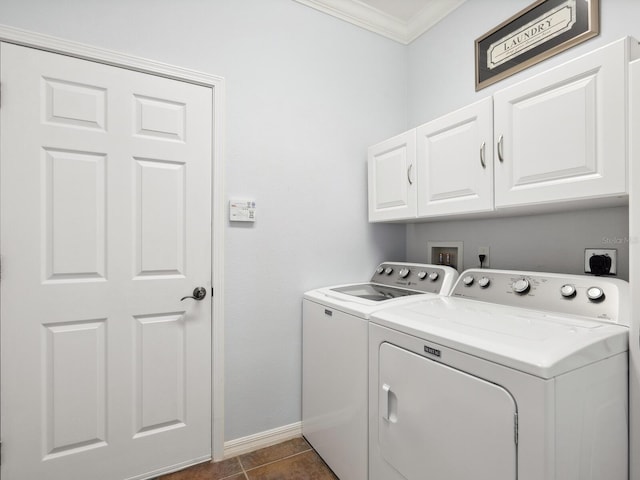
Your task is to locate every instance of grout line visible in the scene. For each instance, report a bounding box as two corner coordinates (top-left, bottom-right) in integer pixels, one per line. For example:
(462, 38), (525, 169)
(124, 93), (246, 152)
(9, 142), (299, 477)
(218, 457), (248, 480)
(239, 456), (248, 479)
(240, 447), (313, 475)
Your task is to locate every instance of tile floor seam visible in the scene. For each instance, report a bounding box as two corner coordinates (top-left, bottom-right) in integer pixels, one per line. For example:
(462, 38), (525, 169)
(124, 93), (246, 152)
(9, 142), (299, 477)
(238, 455), (249, 479)
(241, 447), (313, 474)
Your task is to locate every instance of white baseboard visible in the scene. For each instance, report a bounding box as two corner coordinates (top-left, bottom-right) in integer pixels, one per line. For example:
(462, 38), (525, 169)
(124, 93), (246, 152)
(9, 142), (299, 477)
(223, 422), (303, 459)
(131, 454), (211, 480)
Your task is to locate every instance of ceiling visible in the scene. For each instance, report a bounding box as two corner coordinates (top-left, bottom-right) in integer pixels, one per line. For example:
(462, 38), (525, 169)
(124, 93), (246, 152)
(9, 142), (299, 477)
(293, 0), (467, 44)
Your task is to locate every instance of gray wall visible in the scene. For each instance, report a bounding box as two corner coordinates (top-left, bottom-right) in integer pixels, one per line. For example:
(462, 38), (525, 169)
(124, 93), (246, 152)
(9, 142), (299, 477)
(0, 0), (407, 441)
(407, 207), (630, 279)
(404, 0), (638, 280)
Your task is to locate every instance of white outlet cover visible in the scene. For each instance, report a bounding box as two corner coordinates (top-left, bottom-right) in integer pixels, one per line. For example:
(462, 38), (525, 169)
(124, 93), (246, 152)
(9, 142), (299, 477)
(584, 248), (617, 274)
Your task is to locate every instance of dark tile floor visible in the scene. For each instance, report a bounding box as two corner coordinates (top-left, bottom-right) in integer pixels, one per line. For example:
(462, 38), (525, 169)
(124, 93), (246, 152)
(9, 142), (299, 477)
(155, 437), (338, 480)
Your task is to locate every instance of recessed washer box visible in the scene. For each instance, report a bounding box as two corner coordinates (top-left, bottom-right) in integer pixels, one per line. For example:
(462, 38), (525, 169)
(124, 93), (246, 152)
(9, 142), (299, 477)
(427, 241), (463, 271)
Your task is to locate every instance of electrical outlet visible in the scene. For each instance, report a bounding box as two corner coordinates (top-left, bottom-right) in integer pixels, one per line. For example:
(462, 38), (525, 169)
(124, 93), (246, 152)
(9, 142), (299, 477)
(478, 246), (490, 268)
(584, 248), (617, 275)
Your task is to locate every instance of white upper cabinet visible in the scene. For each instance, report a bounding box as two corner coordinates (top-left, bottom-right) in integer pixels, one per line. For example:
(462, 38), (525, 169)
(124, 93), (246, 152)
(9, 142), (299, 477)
(416, 97), (493, 217)
(493, 38), (639, 209)
(367, 37), (639, 223)
(368, 130), (417, 221)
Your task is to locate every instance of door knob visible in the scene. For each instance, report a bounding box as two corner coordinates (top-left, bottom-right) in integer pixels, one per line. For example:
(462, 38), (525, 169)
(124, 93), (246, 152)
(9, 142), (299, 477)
(180, 287), (207, 301)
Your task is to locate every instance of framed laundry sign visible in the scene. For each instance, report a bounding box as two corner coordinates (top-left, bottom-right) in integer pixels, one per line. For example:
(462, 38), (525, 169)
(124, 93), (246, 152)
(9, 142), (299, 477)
(475, 0), (599, 90)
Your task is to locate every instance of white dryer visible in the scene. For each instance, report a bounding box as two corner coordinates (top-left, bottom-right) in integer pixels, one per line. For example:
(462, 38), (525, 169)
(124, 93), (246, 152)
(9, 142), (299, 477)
(302, 262), (458, 480)
(369, 269), (630, 480)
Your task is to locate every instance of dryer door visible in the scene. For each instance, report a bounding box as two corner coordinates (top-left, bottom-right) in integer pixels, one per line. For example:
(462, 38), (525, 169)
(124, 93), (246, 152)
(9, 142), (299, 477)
(378, 342), (517, 480)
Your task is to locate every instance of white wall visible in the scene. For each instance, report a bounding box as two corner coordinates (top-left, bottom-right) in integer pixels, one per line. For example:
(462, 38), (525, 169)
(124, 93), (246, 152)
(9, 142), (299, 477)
(405, 0), (639, 280)
(0, 0), (408, 441)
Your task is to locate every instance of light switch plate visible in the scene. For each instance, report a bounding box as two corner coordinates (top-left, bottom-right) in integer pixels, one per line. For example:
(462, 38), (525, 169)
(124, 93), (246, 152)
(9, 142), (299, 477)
(584, 248), (617, 274)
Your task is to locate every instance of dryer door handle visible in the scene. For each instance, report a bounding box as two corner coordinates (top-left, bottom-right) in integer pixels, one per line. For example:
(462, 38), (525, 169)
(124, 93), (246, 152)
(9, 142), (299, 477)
(382, 384), (397, 423)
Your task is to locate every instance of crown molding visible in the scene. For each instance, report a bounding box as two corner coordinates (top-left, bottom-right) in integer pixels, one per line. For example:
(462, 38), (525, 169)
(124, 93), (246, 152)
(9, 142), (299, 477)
(407, 0), (467, 43)
(293, 0), (466, 44)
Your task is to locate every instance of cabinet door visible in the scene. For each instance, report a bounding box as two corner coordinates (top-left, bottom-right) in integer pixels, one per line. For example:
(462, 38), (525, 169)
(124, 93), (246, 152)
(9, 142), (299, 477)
(368, 130), (417, 221)
(494, 38), (629, 208)
(416, 97), (493, 217)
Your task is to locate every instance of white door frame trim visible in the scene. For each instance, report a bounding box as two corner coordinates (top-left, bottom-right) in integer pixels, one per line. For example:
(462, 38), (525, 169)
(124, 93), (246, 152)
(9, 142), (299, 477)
(0, 24), (226, 461)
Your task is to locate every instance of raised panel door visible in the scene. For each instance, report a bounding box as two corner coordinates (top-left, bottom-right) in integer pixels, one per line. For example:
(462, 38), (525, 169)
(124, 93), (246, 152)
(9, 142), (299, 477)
(494, 38), (630, 208)
(0, 42), (212, 480)
(416, 97), (494, 217)
(368, 130), (417, 221)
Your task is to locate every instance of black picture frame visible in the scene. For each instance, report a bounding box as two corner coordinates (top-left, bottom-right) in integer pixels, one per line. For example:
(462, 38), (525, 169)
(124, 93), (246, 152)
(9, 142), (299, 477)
(475, 0), (599, 90)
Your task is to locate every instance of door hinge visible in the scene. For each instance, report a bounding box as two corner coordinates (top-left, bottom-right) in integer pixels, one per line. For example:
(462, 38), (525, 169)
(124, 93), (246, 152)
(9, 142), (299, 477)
(211, 286), (214, 297)
(514, 412), (519, 445)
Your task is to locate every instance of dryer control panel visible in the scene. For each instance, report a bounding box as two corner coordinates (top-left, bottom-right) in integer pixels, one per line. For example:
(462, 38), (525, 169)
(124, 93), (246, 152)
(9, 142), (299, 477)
(451, 269), (629, 326)
(371, 262), (458, 295)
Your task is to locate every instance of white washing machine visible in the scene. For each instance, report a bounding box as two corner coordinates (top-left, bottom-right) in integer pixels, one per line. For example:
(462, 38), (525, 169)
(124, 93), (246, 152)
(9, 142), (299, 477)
(369, 269), (630, 480)
(302, 262), (458, 480)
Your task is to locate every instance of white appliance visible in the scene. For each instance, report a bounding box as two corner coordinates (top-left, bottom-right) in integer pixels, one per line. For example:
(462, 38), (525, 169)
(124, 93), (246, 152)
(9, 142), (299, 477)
(369, 269), (630, 480)
(302, 262), (458, 480)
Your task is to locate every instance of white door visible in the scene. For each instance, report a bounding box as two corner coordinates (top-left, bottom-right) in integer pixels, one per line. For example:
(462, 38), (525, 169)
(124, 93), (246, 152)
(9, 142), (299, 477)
(493, 38), (628, 209)
(416, 97), (493, 217)
(377, 343), (517, 480)
(0, 43), (212, 479)
(367, 130), (417, 222)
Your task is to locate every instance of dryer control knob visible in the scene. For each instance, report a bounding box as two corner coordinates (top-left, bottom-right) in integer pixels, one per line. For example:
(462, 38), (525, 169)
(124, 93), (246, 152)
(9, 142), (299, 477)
(428, 272), (439, 281)
(478, 277), (490, 288)
(384, 267), (394, 275)
(560, 284), (576, 298)
(513, 278), (530, 294)
(587, 286), (605, 302)
(462, 275), (474, 286)
(417, 271), (428, 280)
(398, 268), (410, 278)
(376, 266), (385, 274)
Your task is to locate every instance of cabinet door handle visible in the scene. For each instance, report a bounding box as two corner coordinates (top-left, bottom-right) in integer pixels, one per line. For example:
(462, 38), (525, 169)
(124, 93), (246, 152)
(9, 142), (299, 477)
(497, 134), (504, 163)
(480, 141), (486, 169)
(407, 164), (413, 185)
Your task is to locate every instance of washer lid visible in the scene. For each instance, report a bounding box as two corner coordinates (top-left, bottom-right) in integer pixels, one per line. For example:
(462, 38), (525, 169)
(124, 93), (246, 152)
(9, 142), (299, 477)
(330, 283), (424, 301)
(304, 284), (438, 318)
(370, 296), (629, 379)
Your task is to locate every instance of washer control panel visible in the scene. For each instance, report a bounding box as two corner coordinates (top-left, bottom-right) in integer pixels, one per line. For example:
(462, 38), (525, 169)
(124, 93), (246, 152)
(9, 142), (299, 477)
(371, 262), (459, 295)
(451, 269), (629, 325)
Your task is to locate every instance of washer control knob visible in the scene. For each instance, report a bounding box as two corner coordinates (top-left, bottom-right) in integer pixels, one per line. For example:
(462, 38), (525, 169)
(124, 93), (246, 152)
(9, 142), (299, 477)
(428, 272), (439, 281)
(587, 286), (605, 302)
(384, 267), (394, 275)
(398, 268), (410, 278)
(376, 266), (385, 274)
(560, 284), (576, 298)
(478, 277), (491, 288)
(462, 275), (474, 286)
(513, 278), (530, 294)
(417, 271), (427, 280)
